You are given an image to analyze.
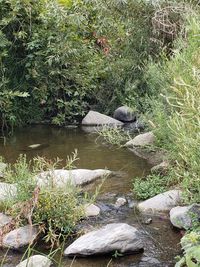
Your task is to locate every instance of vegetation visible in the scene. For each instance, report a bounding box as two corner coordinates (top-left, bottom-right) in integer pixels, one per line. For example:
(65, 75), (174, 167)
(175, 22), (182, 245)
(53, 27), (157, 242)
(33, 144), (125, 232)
(1, 0), (200, 266)
(1, 154), (86, 247)
(133, 174), (168, 200)
(0, 0), (161, 128)
(96, 126), (131, 147)
(141, 11), (200, 204)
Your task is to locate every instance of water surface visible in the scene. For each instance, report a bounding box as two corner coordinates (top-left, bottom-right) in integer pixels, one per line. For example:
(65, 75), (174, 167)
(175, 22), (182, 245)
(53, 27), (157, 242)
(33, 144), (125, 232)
(0, 125), (181, 267)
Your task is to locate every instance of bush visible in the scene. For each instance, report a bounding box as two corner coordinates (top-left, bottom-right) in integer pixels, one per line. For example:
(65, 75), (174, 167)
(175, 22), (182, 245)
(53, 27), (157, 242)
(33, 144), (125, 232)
(132, 174), (168, 200)
(0, 0), (162, 127)
(144, 10), (200, 204)
(2, 154), (85, 247)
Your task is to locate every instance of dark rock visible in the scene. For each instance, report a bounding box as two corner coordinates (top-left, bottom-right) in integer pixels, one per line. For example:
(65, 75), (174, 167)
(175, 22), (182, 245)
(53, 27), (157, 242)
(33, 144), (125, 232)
(113, 106), (136, 122)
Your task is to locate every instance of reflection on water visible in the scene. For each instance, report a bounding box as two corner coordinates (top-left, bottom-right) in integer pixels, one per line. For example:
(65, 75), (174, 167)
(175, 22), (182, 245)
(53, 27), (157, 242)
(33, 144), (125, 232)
(0, 125), (181, 267)
(0, 125), (150, 193)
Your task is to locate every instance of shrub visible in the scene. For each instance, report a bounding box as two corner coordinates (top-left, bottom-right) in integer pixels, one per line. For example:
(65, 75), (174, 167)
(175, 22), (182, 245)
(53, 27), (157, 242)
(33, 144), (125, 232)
(143, 10), (200, 204)
(132, 174), (168, 200)
(0, 0), (162, 126)
(2, 153), (85, 247)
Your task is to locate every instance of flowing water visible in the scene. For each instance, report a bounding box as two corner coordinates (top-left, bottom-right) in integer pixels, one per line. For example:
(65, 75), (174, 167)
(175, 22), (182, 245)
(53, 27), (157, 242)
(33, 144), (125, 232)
(0, 125), (181, 267)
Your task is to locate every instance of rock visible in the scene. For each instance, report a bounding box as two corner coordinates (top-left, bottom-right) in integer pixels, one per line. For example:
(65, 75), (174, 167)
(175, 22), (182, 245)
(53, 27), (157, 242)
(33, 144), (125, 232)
(125, 132), (155, 147)
(123, 120), (145, 133)
(28, 144), (42, 149)
(64, 223), (143, 257)
(0, 182), (17, 201)
(170, 204), (200, 229)
(151, 161), (169, 175)
(16, 255), (52, 267)
(0, 163), (7, 177)
(82, 111), (123, 126)
(36, 169), (111, 188)
(115, 197), (127, 208)
(3, 225), (39, 249)
(0, 213), (12, 228)
(84, 204), (100, 217)
(113, 106), (136, 122)
(128, 146), (167, 166)
(138, 190), (182, 214)
(143, 218), (152, 225)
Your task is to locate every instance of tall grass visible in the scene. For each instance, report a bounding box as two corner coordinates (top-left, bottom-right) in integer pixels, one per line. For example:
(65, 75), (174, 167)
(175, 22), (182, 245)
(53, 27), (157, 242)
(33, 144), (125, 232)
(145, 11), (200, 203)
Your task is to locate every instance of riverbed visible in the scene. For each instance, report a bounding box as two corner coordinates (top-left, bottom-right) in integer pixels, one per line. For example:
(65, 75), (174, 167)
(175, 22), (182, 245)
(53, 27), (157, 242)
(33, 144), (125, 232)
(0, 125), (181, 267)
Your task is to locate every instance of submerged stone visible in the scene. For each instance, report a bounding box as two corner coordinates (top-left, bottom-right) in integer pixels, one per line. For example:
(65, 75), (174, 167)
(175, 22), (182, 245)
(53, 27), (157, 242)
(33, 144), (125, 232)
(115, 197), (127, 208)
(64, 223), (143, 257)
(28, 144), (42, 149)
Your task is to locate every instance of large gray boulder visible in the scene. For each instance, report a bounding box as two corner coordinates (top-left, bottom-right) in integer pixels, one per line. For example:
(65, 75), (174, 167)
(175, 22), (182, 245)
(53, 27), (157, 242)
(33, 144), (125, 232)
(113, 106), (136, 122)
(125, 132), (155, 147)
(64, 223), (143, 257)
(0, 163), (7, 177)
(170, 204), (200, 229)
(0, 213), (12, 228)
(36, 169), (111, 188)
(82, 111), (123, 126)
(3, 225), (38, 249)
(16, 255), (52, 267)
(138, 190), (182, 214)
(0, 182), (17, 201)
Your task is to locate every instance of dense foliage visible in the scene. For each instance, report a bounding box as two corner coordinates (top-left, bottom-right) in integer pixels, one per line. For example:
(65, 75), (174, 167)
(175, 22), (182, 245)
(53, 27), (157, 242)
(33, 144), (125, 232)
(0, 0), (161, 127)
(2, 154), (85, 247)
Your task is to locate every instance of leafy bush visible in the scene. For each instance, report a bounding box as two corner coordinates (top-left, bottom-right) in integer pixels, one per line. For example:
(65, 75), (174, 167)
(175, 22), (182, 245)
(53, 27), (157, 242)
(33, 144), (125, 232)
(132, 174), (168, 200)
(2, 153), (85, 247)
(33, 185), (84, 247)
(96, 126), (131, 147)
(0, 0), (162, 127)
(175, 230), (200, 267)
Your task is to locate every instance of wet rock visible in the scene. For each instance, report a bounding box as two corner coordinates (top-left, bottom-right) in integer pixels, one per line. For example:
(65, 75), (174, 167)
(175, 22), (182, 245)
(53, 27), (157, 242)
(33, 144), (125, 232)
(0, 163), (7, 177)
(82, 111), (123, 126)
(0, 213), (12, 228)
(170, 204), (200, 229)
(28, 144), (42, 149)
(113, 106), (136, 122)
(138, 190), (182, 214)
(16, 255), (52, 267)
(0, 182), (17, 201)
(3, 225), (39, 249)
(64, 223), (143, 257)
(143, 218), (152, 225)
(151, 161), (169, 175)
(128, 147), (167, 166)
(115, 197), (127, 208)
(128, 200), (136, 209)
(125, 132), (155, 147)
(84, 204), (100, 217)
(36, 169), (111, 188)
(123, 120), (145, 133)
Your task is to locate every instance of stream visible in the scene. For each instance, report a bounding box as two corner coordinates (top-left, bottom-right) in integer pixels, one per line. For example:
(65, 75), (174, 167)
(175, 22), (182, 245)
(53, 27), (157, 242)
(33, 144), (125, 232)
(0, 125), (181, 267)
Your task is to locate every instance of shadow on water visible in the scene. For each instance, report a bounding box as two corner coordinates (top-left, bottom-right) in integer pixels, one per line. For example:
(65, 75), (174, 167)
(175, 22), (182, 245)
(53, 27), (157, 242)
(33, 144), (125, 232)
(0, 125), (181, 266)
